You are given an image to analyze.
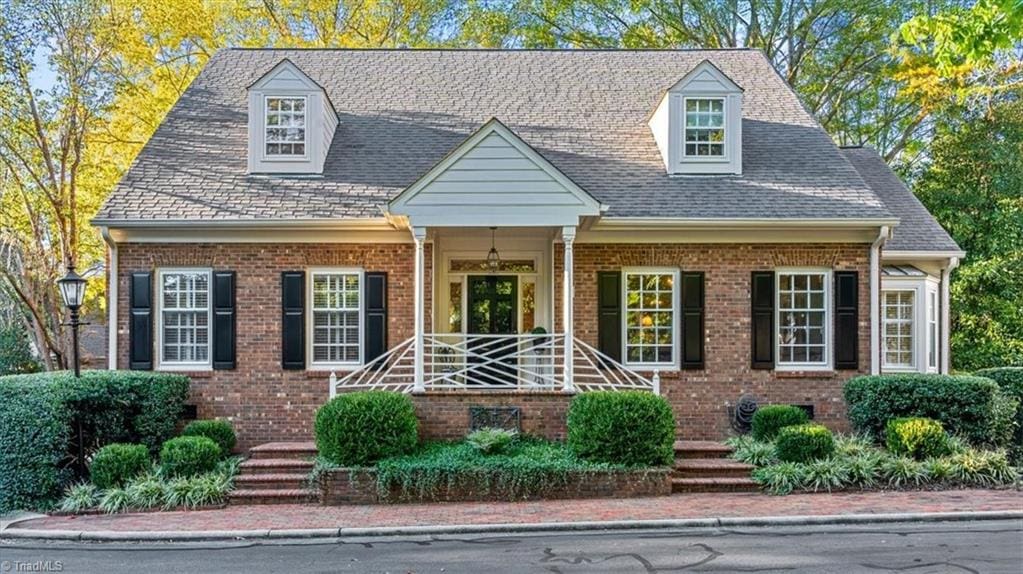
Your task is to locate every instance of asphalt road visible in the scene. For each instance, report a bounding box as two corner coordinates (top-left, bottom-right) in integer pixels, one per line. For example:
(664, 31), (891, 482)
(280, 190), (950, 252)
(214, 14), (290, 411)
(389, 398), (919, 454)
(2, 519), (1021, 573)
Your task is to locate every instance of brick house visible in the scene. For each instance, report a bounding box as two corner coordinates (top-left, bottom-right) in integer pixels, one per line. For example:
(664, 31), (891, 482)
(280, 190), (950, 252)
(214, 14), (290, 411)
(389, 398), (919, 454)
(93, 49), (962, 449)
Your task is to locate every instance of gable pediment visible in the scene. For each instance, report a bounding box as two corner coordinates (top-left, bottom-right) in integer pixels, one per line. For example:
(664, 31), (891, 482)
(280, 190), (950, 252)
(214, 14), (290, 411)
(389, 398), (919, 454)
(388, 118), (603, 227)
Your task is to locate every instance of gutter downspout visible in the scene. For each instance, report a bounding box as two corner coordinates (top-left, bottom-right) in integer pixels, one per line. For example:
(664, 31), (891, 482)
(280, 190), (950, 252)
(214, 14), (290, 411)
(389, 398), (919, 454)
(940, 257), (960, 374)
(100, 227), (117, 370)
(869, 226), (891, 375)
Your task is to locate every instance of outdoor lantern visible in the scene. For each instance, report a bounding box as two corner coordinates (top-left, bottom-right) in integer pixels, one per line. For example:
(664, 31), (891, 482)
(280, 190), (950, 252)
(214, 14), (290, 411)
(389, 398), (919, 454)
(57, 265), (87, 311)
(57, 264), (87, 377)
(486, 226), (501, 273)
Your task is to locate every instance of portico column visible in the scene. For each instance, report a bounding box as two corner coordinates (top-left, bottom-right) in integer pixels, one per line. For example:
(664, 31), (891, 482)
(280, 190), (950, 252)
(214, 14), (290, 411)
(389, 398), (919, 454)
(412, 227), (427, 393)
(562, 226), (576, 393)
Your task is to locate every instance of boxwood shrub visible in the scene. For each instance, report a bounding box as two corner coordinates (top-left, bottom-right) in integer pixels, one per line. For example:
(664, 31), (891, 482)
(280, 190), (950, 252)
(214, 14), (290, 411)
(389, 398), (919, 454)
(89, 443), (151, 489)
(885, 417), (948, 460)
(751, 405), (809, 441)
(182, 419), (236, 457)
(974, 367), (1023, 460)
(775, 424), (835, 463)
(844, 374), (1015, 447)
(566, 391), (675, 466)
(159, 436), (221, 478)
(0, 370), (189, 512)
(315, 391), (418, 466)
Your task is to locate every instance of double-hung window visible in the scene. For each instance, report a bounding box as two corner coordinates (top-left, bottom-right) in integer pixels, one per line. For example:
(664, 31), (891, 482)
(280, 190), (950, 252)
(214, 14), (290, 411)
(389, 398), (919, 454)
(158, 269), (211, 368)
(265, 96), (306, 157)
(776, 270), (829, 368)
(309, 270), (362, 367)
(927, 290), (938, 370)
(684, 98), (725, 157)
(623, 269), (677, 367)
(883, 290), (915, 369)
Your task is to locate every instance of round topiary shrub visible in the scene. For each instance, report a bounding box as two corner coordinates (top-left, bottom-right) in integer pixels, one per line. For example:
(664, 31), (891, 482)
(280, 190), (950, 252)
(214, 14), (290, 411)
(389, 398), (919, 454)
(159, 436), (221, 478)
(182, 419), (236, 457)
(566, 391), (675, 466)
(885, 417), (948, 460)
(751, 405), (810, 441)
(89, 443), (150, 489)
(775, 424), (835, 463)
(314, 391), (418, 466)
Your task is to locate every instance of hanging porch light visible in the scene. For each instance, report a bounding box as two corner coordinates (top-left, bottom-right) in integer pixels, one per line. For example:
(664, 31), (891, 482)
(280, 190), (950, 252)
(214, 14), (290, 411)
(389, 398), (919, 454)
(486, 227), (501, 273)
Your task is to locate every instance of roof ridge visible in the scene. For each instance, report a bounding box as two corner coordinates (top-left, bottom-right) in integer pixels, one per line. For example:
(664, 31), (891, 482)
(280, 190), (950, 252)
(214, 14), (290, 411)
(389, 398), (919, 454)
(225, 47), (761, 53)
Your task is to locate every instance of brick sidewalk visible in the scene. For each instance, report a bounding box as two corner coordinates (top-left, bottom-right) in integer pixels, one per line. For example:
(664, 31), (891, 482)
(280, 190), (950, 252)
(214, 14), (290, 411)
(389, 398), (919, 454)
(15, 489), (1021, 532)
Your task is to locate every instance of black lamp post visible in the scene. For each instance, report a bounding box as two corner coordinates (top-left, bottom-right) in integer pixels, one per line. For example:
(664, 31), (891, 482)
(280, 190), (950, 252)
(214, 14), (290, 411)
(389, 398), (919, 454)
(57, 264), (87, 377)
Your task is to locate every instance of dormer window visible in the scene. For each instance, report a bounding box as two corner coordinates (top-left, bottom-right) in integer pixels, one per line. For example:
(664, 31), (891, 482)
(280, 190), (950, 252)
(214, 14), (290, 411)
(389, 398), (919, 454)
(265, 96), (307, 157)
(684, 98), (725, 158)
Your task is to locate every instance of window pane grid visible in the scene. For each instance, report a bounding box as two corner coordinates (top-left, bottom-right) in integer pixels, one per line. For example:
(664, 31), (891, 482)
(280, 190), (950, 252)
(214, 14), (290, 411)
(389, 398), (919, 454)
(624, 272), (675, 365)
(312, 272), (360, 364)
(927, 291), (938, 369)
(684, 98), (725, 157)
(265, 97), (306, 156)
(161, 272), (210, 365)
(777, 272), (827, 366)
(883, 291), (915, 368)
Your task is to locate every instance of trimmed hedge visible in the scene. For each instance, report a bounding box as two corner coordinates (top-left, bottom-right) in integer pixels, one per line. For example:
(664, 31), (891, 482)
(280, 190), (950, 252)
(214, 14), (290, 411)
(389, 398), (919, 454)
(315, 391), (418, 466)
(974, 367), (1023, 460)
(0, 371), (189, 512)
(751, 405), (809, 441)
(885, 417), (948, 460)
(566, 391), (675, 466)
(89, 443), (151, 489)
(844, 374), (1015, 447)
(775, 424), (835, 463)
(182, 420), (236, 457)
(160, 436), (221, 478)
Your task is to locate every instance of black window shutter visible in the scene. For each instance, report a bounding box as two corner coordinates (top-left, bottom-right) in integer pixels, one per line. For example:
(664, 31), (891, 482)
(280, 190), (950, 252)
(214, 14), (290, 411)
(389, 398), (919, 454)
(751, 272), (775, 369)
(680, 271), (705, 369)
(364, 272), (388, 364)
(129, 272), (153, 370)
(281, 271), (305, 370)
(212, 271), (236, 370)
(597, 271), (622, 362)
(834, 271), (859, 370)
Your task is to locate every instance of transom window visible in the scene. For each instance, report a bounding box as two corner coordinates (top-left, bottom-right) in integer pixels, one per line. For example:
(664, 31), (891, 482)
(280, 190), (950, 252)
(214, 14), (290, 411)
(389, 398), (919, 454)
(684, 98), (725, 157)
(624, 270), (677, 366)
(310, 271), (361, 365)
(265, 97), (306, 156)
(159, 269), (211, 367)
(777, 271), (829, 367)
(883, 290), (915, 369)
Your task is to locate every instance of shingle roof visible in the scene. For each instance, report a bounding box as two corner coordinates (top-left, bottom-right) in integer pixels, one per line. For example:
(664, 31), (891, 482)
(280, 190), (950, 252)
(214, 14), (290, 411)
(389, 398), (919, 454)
(96, 49), (896, 223)
(840, 146), (961, 253)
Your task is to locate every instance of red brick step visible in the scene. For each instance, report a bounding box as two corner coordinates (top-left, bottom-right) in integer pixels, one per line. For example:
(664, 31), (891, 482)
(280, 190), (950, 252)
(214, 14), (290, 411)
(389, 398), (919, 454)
(238, 458), (315, 475)
(674, 440), (734, 459)
(675, 458), (755, 479)
(672, 477), (759, 493)
(248, 442), (318, 460)
(228, 488), (318, 505)
(234, 473), (309, 490)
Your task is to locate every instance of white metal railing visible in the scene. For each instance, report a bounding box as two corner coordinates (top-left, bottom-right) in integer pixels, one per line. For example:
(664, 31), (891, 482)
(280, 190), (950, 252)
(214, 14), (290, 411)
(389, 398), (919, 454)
(329, 333), (658, 396)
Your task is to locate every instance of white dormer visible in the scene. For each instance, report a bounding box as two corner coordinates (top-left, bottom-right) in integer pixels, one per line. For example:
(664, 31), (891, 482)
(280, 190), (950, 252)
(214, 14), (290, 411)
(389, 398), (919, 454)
(649, 60), (743, 175)
(247, 59), (338, 175)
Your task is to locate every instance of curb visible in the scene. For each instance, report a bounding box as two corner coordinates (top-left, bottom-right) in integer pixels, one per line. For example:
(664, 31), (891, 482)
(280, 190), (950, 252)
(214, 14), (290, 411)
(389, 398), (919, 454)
(1, 510), (1021, 542)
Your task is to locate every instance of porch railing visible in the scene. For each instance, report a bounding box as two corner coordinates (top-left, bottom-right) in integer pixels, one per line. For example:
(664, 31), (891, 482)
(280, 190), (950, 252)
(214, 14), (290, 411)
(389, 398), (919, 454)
(329, 333), (658, 397)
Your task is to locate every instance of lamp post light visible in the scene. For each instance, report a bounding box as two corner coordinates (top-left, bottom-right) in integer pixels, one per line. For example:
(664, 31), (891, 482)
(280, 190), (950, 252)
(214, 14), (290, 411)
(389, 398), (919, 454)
(57, 264), (87, 378)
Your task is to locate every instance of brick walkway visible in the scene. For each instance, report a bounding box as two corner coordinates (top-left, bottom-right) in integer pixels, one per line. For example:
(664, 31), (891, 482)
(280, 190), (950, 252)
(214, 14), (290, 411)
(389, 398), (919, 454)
(16, 489), (1021, 532)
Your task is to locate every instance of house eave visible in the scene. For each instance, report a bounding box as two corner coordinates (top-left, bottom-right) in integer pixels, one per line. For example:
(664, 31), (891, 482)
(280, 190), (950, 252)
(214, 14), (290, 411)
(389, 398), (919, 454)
(91, 217), (394, 230)
(882, 249), (966, 260)
(592, 217), (900, 230)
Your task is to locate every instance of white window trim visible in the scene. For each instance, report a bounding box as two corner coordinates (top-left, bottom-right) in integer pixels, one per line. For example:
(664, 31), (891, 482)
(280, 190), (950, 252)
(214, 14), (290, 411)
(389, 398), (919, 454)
(775, 268), (832, 371)
(306, 267), (364, 371)
(880, 276), (941, 374)
(681, 96), (728, 162)
(262, 95), (309, 162)
(621, 267), (680, 370)
(155, 267), (213, 371)
(881, 289), (917, 372)
(927, 287), (939, 372)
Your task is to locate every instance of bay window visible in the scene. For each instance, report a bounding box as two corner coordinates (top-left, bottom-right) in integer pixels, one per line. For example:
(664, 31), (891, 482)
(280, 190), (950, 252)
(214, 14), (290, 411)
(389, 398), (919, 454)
(882, 290), (915, 369)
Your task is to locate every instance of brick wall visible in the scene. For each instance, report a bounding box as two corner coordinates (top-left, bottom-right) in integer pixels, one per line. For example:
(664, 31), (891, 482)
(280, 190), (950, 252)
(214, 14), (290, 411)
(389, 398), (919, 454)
(557, 243), (872, 439)
(116, 242), (432, 450)
(412, 391), (572, 441)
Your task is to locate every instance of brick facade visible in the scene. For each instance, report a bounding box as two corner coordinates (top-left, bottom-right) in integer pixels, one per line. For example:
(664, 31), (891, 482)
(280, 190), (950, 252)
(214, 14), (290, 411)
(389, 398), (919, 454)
(115, 241), (870, 449)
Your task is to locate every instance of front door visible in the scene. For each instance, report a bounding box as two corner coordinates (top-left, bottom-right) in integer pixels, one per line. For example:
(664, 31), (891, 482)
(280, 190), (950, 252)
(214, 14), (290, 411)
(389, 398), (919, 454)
(467, 276), (517, 385)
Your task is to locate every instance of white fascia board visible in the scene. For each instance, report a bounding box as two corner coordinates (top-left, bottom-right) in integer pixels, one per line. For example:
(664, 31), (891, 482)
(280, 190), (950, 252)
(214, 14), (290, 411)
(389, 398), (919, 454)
(882, 250), (966, 260)
(91, 217), (394, 230)
(593, 217), (901, 230)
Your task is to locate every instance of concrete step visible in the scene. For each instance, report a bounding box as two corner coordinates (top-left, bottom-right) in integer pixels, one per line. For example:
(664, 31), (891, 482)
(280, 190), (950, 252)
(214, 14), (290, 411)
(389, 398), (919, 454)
(228, 488), (318, 505)
(239, 458), (315, 475)
(248, 442), (318, 460)
(674, 440), (733, 459)
(671, 477), (760, 494)
(234, 473), (310, 490)
(674, 458), (754, 479)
